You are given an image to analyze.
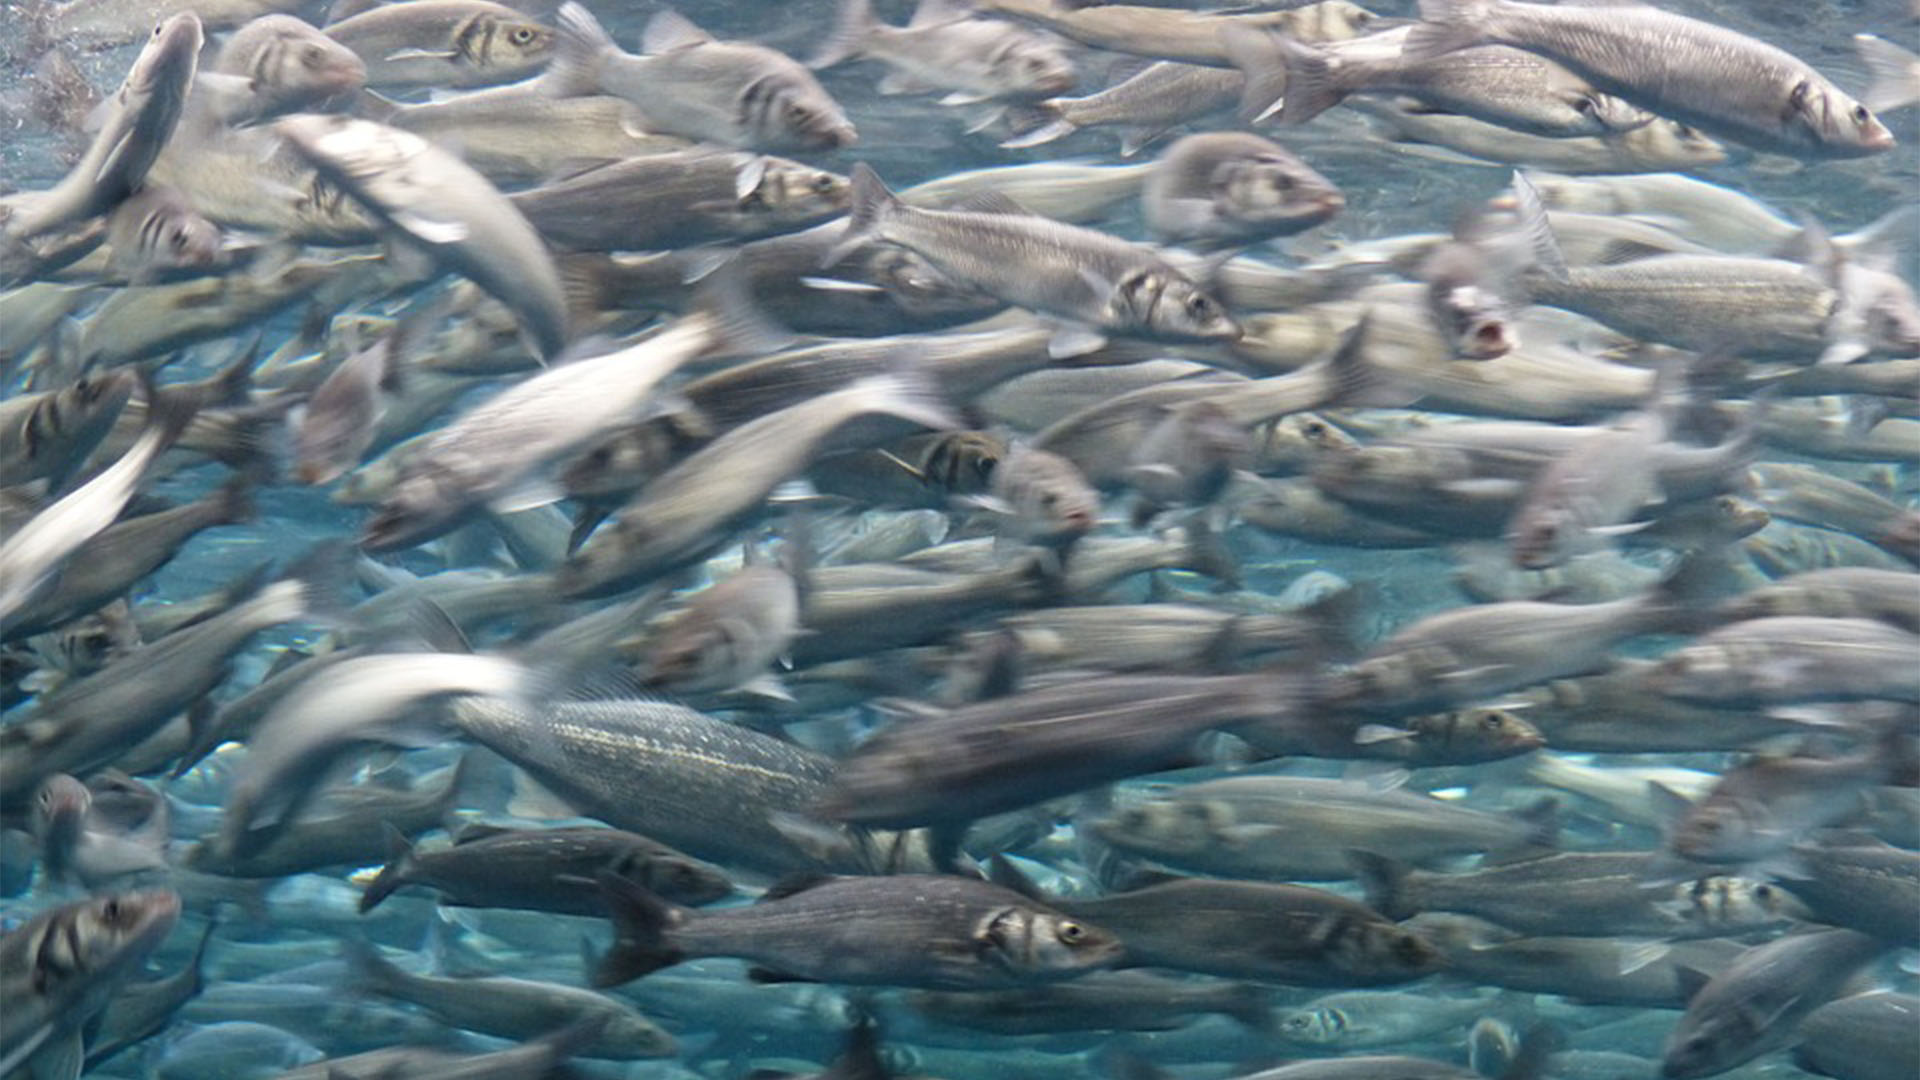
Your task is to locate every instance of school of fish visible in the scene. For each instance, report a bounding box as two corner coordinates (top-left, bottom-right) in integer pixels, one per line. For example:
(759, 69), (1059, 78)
(0, 0), (1915, 1077)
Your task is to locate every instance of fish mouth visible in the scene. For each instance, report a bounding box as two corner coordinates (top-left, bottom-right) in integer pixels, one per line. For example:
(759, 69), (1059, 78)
(1458, 319), (1512, 359)
(1860, 122), (1897, 151)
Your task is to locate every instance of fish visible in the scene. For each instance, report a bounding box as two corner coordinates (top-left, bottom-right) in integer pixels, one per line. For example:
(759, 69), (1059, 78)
(1794, 992), (1920, 1080)
(0, 12), (202, 241)
(1355, 101), (1729, 174)
(561, 373), (958, 599)
(323, 0), (554, 91)
(632, 561), (802, 700)
(1662, 928), (1887, 1078)
(546, 3), (857, 152)
(1648, 616), (1920, 705)
(1404, 0), (1895, 158)
(0, 368), (137, 490)
(595, 872), (1123, 989)
(357, 822), (731, 914)
(276, 113), (568, 360)
(905, 971), (1274, 1035)
(509, 149), (849, 253)
(343, 941), (676, 1059)
(973, 0), (1378, 66)
(0, 889), (181, 1080)
(1225, 24), (1653, 138)
(207, 13), (368, 124)
(1141, 132), (1345, 251)
(832, 162), (1240, 357)
(0, 393), (189, 626)
(1003, 60), (1243, 157)
(812, 0), (1077, 107)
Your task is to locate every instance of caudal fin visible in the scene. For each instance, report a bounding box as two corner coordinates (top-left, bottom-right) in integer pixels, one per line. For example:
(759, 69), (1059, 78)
(1853, 34), (1920, 115)
(547, 2), (614, 99)
(811, 0), (878, 69)
(1347, 849), (1419, 919)
(593, 872), (686, 986)
(356, 823), (417, 913)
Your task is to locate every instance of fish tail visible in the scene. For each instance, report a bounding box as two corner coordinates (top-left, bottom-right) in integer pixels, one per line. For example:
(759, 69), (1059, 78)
(356, 823), (417, 913)
(688, 261), (796, 358)
(1223, 982), (1277, 1032)
(846, 369), (964, 435)
(1219, 27), (1312, 126)
(1853, 34), (1920, 115)
(547, 2), (614, 100)
(999, 102), (1077, 149)
(340, 939), (406, 996)
(1179, 515), (1241, 589)
(1347, 849), (1420, 920)
(1506, 170), (1569, 285)
(820, 162), (901, 270)
(1403, 0), (1498, 63)
(593, 872), (686, 986)
(810, 0), (876, 69)
(212, 475), (256, 526)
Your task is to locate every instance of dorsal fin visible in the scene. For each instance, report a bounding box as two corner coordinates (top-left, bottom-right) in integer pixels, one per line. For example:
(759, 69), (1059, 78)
(643, 7), (714, 53)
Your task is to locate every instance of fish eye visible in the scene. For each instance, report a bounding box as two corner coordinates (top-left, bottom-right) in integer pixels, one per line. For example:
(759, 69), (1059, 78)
(152, 23), (164, 36)
(510, 27), (537, 45)
(1852, 104), (1870, 124)
(1056, 921), (1087, 943)
(102, 899), (122, 922)
(1754, 884), (1774, 899)
(787, 103), (809, 121)
(1673, 123), (1700, 139)
(812, 174), (836, 192)
(1573, 96), (1596, 115)
(1480, 712), (1503, 730)
(1187, 295), (1213, 315)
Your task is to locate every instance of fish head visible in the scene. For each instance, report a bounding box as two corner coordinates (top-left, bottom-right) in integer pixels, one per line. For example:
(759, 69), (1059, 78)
(986, 37), (1077, 99)
(1569, 90), (1655, 135)
(1426, 707), (1547, 760)
(750, 159), (852, 222)
(981, 904), (1124, 976)
(1507, 504), (1569, 571)
(1666, 875), (1811, 932)
(1661, 1009), (1751, 1080)
(1277, 1005), (1344, 1044)
(1302, 0), (1378, 41)
(278, 31), (370, 104)
(30, 775), (90, 864)
(1427, 281), (1513, 360)
(1786, 77), (1895, 156)
(465, 13), (557, 73)
(1853, 270), (1920, 356)
(1089, 797), (1230, 856)
(1110, 266), (1241, 344)
(1632, 121), (1728, 168)
(560, 420), (685, 501)
(1701, 495), (1771, 542)
(744, 75), (858, 151)
(628, 853), (732, 906)
(35, 889), (182, 995)
(358, 466), (468, 553)
(1669, 800), (1754, 862)
(127, 13), (205, 99)
(1213, 153), (1345, 235)
(923, 431), (1006, 496)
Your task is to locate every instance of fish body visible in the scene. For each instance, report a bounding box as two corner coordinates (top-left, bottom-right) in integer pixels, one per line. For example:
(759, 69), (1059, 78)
(358, 823), (730, 914)
(813, 0), (1076, 104)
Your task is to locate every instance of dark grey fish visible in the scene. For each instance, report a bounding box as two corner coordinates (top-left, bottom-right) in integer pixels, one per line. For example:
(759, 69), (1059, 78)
(1662, 928), (1886, 1079)
(595, 873), (1122, 989)
(357, 822), (730, 914)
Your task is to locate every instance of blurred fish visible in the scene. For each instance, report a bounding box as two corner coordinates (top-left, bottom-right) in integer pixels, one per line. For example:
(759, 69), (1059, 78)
(633, 561), (802, 700)
(906, 971), (1273, 1035)
(1794, 992), (1920, 1080)
(973, 0), (1377, 66)
(546, 2), (857, 151)
(0, 889), (181, 1080)
(276, 113), (568, 360)
(343, 941), (676, 1059)
(832, 163), (1240, 357)
(357, 822), (730, 914)
(812, 0), (1076, 108)
(1, 12), (202, 241)
(1853, 33), (1920, 115)
(1003, 60), (1242, 157)
(1404, 0), (1895, 158)
(1661, 928), (1886, 1078)
(324, 0), (554, 90)
(1226, 24), (1652, 137)
(208, 13), (368, 124)
(1142, 132), (1344, 251)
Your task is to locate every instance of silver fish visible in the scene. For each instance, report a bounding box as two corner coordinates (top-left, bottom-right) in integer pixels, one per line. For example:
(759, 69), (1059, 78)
(1142, 132), (1344, 251)
(1404, 0), (1895, 158)
(812, 0), (1076, 107)
(830, 163), (1239, 358)
(208, 14), (368, 124)
(324, 0), (554, 91)
(1, 12), (202, 241)
(546, 3), (857, 152)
